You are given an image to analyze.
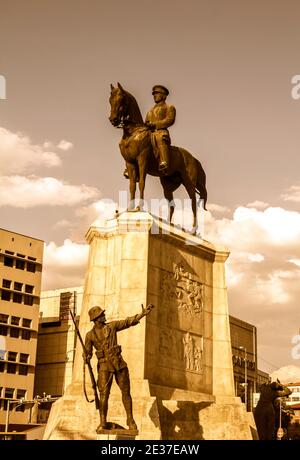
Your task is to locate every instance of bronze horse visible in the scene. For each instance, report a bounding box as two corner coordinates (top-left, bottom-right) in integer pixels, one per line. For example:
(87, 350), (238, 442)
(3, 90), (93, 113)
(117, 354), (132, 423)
(109, 83), (207, 232)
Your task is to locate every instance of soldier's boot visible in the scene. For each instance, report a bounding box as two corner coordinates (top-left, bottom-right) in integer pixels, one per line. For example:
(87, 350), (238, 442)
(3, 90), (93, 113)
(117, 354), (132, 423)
(123, 395), (137, 430)
(97, 413), (108, 431)
(158, 143), (169, 174)
(97, 398), (109, 430)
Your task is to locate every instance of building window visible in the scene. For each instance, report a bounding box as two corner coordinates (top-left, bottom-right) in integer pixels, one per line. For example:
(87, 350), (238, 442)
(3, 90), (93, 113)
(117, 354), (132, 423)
(19, 365), (28, 376)
(11, 316), (20, 326)
(0, 325), (8, 336)
(2, 279), (11, 289)
(13, 292), (22, 303)
(14, 282), (23, 291)
(4, 256), (13, 267)
(5, 250), (14, 255)
(21, 329), (30, 340)
(22, 318), (31, 328)
(60, 291), (73, 320)
(26, 262), (36, 273)
(10, 328), (19, 338)
(16, 389), (26, 398)
(24, 295), (33, 306)
(19, 353), (29, 363)
(7, 351), (17, 362)
(16, 253), (25, 258)
(4, 388), (14, 398)
(1, 290), (11, 301)
(7, 363), (17, 374)
(16, 259), (25, 270)
(28, 256), (36, 261)
(0, 314), (8, 324)
(25, 284), (34, 294)
(0, 349), (5, 360)
(0, 362), (5, 372)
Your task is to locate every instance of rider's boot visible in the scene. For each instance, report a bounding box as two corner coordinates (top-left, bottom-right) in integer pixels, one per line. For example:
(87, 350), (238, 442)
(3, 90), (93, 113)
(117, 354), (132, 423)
(123, 168), (129, 179)
(158, 143), (169, 174)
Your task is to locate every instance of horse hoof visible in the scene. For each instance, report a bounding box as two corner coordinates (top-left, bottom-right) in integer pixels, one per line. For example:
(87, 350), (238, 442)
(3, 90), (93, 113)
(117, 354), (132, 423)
(126, 206), (142, 212)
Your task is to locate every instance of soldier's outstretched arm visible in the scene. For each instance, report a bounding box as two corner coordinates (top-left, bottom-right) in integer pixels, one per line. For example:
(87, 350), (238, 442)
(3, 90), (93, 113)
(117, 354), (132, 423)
(114, 304), (155, 331)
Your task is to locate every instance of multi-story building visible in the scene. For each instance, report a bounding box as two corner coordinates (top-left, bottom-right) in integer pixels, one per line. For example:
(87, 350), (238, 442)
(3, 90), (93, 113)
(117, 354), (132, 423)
(34, 286), (83, 405)
(230, 315), (257, 411)
(229, 315), (269, 411)
(286, 382), (300, 406)
(0, 228), (44, 432)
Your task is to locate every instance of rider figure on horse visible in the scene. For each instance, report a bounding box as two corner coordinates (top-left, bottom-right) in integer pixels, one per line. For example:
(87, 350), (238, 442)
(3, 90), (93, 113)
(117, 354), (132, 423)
(145, 85), (176, 173)
(124, 84), (176, 178)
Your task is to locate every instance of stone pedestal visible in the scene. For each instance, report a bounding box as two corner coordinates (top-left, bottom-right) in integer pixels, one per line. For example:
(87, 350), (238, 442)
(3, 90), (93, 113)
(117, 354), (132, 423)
(44, 212), (256, 440)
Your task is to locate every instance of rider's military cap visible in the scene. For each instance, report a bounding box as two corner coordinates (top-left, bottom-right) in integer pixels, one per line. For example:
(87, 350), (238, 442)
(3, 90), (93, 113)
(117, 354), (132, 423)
(88, 306), (105, 322)
(152, 85), (169, 96)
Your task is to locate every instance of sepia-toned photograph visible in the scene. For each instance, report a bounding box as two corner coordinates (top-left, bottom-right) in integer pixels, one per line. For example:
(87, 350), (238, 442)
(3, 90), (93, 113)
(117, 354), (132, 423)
(1, 0), (300, 445)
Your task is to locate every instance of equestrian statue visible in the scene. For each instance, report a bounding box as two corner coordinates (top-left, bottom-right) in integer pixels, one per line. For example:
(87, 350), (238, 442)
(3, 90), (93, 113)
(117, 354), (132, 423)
(109, 83), (207, 233)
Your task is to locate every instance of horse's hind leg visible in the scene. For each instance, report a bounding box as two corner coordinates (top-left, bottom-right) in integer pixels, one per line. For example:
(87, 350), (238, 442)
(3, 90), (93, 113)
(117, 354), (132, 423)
(182, 176), (198, 234)
(164, 189), (175, 223)
(160, 176), (180, 224)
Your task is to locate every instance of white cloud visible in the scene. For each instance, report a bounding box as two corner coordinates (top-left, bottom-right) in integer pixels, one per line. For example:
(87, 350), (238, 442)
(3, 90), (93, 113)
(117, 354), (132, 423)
(206, 203), (230, 213)
(248, 253), (264, 262)
(281, 185), (300, 203)
(52, 219), (73, 230)
(0, 176), (100, 208)
(42, 239), (89, 290)
(205, 206), (300, 248)
(75, 199), (118, 228)
(204, 204), (300, 369)
(0, 126), (61, 174)
(270, 365), (300, 384)
(246, 200), (269, 209)
(57, 140), (73, 151)
(288, 259), (300, 268)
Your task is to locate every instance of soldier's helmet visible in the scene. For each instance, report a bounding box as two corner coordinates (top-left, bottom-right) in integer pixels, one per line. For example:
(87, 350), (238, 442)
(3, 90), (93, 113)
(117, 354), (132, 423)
(88, 306), (105, 322)
(152, 85), (169, 96)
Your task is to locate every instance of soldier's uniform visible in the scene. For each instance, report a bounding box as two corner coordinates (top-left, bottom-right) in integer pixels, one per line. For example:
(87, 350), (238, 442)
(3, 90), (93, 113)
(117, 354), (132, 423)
(145, 85), (176, 172)
(85, 306), (145, 430)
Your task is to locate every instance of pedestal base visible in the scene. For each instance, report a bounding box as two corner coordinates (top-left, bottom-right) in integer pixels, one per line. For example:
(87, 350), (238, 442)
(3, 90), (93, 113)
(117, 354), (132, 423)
(44, 382), (254, 440)
(43, 213), (257, 440)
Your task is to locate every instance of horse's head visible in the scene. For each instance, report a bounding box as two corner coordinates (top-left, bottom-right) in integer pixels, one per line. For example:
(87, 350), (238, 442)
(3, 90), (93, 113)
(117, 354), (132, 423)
(109, 82), (127, 127)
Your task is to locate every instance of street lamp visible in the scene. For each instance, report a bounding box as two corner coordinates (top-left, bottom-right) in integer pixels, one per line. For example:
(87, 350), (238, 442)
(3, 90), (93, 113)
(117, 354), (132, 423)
(4, 394), (55, 439)
(239, 346), (247, 411)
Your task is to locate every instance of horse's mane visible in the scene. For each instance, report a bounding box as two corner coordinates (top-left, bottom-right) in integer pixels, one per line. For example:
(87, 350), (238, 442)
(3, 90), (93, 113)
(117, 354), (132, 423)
(124, 90), (144, 124)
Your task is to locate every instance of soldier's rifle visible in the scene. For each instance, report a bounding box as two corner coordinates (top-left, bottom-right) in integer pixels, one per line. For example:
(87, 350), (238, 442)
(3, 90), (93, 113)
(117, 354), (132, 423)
(69, 308), (100, 411)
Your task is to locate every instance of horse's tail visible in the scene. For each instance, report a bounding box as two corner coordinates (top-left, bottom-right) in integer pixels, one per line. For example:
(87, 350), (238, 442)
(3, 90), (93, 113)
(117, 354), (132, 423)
(195, 159), (208, 210)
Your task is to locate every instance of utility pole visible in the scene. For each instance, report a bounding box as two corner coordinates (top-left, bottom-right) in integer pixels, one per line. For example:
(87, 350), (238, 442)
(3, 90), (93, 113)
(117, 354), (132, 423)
(240, 346), (247, 411)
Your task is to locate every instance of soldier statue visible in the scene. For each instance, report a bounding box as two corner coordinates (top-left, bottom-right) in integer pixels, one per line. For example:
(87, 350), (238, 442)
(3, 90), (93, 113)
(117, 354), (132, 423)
(124, 84), (176, 178)
(84, 303), (154, 431)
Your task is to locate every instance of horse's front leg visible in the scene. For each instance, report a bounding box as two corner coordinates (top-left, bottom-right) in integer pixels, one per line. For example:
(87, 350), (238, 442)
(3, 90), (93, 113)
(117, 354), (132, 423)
(136, 149), (148, 211)
(126, 162), (138, 211)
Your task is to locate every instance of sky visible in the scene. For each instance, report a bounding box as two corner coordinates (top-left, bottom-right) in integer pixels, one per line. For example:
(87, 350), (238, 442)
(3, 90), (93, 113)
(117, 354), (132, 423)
(1, 0), (300, 379)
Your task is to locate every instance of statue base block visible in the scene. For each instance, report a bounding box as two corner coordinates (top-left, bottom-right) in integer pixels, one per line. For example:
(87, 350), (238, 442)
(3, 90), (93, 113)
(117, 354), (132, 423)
(44, 213), (256, 440)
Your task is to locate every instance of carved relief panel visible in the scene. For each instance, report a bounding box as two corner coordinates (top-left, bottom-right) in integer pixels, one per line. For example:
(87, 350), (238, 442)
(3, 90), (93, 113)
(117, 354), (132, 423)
(157, 261), (205, 375)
